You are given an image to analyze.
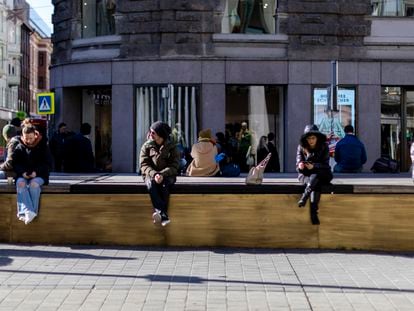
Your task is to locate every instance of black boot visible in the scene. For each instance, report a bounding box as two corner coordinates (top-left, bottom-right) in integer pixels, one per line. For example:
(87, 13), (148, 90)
(298, 175), (319, 208)
(310, 191), (321, 225)
(298, 188), (311, 207)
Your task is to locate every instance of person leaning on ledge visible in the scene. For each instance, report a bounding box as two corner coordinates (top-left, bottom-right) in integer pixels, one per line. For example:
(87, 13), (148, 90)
(334, 125), (367, 173)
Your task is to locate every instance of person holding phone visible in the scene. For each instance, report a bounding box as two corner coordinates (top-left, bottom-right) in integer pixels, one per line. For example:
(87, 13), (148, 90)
(296, 124), (333, 225)
(12, 123), (50, 224)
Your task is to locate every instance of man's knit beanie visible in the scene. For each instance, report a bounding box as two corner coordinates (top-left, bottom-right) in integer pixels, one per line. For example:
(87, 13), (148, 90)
(150, 121), (171, 140)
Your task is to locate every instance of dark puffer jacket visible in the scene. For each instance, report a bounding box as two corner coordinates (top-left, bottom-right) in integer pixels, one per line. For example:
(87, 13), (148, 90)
(140, 138), (180, 181)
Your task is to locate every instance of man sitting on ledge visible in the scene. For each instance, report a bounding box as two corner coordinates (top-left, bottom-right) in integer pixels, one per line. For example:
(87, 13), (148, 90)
(334, 125), (367, 173)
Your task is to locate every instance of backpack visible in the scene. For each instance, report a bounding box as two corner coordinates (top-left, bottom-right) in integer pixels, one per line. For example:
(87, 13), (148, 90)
(371, 156), (398, 173)
(221, 163), (241, 177)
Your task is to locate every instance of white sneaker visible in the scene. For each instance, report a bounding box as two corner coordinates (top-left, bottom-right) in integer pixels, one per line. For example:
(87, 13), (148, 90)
(152, 210), (161, 224)
(18, 216), (25, 222)
(161, 218), (171, 227)
(24, 211), (37, 225)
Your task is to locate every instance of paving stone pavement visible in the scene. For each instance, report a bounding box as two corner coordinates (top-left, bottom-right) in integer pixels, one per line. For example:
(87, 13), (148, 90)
(1, 244), (414, 310)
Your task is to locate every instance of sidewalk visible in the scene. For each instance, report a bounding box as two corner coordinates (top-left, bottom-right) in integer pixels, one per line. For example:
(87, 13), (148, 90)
(1, 244), (414, 310)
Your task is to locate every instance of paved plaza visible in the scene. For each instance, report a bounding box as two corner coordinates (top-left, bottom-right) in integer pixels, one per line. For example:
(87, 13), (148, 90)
(1, 244), (414, 310)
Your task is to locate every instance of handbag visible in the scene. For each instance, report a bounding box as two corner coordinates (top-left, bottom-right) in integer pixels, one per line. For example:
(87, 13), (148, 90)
(245, 153), (272, 185)
(245, 146), (255, 166)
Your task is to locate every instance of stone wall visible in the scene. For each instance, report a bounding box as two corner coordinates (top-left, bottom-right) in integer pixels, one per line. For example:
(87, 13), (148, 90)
(117, 0), (223, 58)
(51, 0), (80, 65)
(51, 0), (224, 64)
(278, 0), (372, 59)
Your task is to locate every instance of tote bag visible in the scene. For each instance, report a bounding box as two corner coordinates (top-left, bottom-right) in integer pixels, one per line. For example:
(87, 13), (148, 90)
(245, 153), (272, 185)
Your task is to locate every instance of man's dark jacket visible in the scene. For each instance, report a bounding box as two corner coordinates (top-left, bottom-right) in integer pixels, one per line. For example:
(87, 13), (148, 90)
(334, 134), (367, 170)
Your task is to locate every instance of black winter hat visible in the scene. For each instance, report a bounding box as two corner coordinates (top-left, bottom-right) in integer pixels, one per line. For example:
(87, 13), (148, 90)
(300, 124), (327, 146)
(150, 121), (171, 140)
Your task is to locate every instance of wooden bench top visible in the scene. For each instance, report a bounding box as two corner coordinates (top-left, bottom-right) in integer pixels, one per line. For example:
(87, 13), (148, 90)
(0, 173), (413, 194)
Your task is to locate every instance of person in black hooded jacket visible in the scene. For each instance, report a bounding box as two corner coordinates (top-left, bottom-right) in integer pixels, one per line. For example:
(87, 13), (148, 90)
(296, 124), (333, 225)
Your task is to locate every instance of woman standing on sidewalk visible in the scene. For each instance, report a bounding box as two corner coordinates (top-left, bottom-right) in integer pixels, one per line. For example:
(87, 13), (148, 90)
(296, 124), (333, 225)
(12, 123), (50, 224)
(140, 121), (180, 226)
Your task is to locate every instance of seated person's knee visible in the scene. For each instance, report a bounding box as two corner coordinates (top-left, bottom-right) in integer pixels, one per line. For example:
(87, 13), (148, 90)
(17, 181), (26, 189)
(30, 182), (40, 188)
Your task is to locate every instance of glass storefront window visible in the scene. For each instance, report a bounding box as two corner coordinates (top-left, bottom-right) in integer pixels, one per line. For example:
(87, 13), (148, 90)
(405, 90), (414, 169)
(221, 0), (276, 34)
(135, 85), (199, 173)
(371, 0), (414, 16)
(225, 85), (283, 172)
(381, 87), (401, 161)
(380, 86), (414, 171)
(82, 0), (116, 38)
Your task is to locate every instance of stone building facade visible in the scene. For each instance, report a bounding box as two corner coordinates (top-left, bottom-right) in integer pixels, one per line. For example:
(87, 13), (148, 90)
(51, 0), (414, 173)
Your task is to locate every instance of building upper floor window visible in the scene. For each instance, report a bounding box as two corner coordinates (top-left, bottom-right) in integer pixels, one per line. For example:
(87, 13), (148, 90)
(39, 52), (45, 67)
(372, 0), (414, 16)
(82, 0), (116, 38)
(221, 0), (276, 34)
(38, 76), (44, 89)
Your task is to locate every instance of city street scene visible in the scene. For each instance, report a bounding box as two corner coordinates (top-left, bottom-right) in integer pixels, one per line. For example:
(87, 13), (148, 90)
(1, 0), (414, 310)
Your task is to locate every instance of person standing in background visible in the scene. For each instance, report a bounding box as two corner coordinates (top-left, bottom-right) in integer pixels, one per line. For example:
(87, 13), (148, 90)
(50, 122), (70, 172)
(267, 132), (280, 172)
(0, 124), (18, 179)
(411, 140), (414, 182)
(64, 123), (95, 173)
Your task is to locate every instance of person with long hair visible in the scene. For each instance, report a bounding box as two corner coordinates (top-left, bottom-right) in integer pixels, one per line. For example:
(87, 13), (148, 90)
(296, 124), (333, 225)
(12, 124), (50, 224)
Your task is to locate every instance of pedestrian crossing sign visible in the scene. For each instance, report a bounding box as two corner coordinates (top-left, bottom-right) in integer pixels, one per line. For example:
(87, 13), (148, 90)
(37, 92), (55, 115)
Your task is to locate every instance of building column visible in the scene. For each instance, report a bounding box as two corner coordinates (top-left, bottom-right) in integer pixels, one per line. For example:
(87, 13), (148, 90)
(358, 85), (381, 172)
(201, 83), (226, 135)
(285, 84), (312, 172)
(112, 84), (135, 172)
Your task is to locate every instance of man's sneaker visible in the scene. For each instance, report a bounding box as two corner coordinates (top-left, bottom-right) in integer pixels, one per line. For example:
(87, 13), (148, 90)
(161, 213), (170, 227)
(24, 211), (37, 225)
(152, 210), (161, 224)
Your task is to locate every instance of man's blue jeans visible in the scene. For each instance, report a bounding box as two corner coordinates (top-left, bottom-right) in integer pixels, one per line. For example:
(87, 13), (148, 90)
(16, 177), (44, 217)
(145, 176), (175, 214)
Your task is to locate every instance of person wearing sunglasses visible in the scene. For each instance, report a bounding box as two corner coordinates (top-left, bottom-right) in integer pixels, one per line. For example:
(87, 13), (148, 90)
(140, 121), (180, 226)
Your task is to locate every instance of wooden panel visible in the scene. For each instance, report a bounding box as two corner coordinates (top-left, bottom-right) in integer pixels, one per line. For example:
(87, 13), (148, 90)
(0, 194), (13, 241)
(319, 194), (414, 251)
(8, 193), (318, 248)
(10, 194), (164, 245)
(167, 194), (318, 248)
(3, 192), (414, 251)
